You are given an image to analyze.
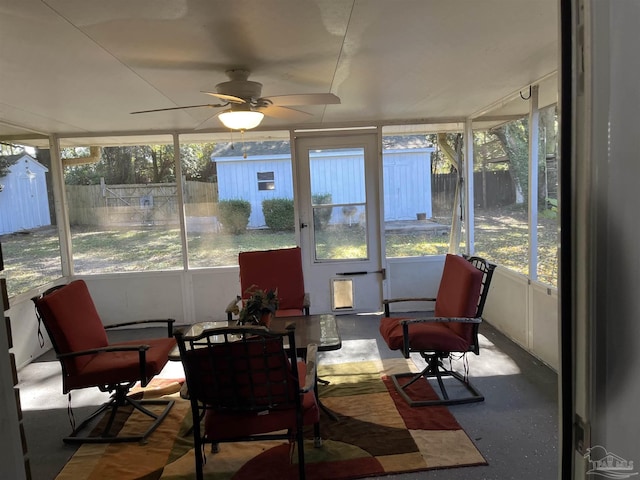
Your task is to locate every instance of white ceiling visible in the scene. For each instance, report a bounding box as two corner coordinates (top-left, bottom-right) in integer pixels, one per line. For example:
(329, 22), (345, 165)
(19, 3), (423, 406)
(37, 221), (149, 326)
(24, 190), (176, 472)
(0, 0), (558, 147)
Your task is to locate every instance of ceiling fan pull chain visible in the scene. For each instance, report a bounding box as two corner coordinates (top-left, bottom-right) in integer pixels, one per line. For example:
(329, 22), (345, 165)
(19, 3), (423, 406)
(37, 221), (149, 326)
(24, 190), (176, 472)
(241, 130), (248, 159)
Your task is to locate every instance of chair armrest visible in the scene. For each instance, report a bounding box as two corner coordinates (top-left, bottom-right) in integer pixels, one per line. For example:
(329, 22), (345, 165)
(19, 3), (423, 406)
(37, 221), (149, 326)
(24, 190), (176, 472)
(301, 343), (318, 393)
(398, 316), (482, 325)
(57, 343), (150, 359)
(225, 295), (242, 321)
(58, 344), (153, 387)
(383, 297), (436, 316)
(105, 318), (176, 337)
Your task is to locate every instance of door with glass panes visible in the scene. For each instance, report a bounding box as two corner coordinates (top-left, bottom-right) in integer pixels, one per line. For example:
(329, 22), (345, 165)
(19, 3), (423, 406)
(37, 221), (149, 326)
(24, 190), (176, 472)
(295, 133), (383, 314)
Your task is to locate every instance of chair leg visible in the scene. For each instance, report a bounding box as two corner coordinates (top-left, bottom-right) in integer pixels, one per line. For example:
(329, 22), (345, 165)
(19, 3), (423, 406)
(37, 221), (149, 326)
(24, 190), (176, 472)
(391, 354), (484, 407)
(296, 424), (306, 480)
(191, 407), (204, 480)
(313, 421), (322, 448)
(63, 385), (174, 444)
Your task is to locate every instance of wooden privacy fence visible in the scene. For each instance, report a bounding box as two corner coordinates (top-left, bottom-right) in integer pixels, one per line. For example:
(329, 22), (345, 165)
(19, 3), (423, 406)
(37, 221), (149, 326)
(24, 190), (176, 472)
(432, 171), (516, 216)
(66, 180), (217, 227)
(65, 173), (514, 227)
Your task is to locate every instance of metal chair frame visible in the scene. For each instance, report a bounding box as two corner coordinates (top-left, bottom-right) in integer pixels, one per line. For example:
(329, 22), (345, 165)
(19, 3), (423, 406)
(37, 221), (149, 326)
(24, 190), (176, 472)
(175, 324), (320, 480)
(32, 282), (176, 444)
(383, 255), (495, 407)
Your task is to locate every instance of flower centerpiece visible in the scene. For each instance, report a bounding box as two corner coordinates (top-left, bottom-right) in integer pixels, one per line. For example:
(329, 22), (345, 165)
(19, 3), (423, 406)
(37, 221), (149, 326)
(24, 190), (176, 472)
(237, 286), (279, 327)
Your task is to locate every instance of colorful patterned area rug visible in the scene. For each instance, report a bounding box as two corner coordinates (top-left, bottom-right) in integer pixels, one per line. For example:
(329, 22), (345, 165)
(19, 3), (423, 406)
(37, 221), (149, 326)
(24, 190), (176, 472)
(55, 359), (487, 479)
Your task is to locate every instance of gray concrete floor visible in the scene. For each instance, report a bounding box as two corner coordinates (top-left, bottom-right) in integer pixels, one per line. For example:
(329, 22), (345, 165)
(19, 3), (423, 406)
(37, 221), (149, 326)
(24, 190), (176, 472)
(18, 314), (558, 480)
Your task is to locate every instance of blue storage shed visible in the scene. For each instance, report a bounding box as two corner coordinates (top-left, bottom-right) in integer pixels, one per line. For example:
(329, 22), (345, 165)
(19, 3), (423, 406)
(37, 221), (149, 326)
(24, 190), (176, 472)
(213, 143), (434, 229)
(0, 154), (51, 235)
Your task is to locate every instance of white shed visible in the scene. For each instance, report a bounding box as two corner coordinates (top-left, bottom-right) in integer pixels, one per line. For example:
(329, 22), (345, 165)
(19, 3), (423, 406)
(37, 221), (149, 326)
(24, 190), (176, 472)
(383, 148), (434, 220)
(214, 145), (434, 229)
(0, 154), (51, 235)
(216, 153), (294, 228)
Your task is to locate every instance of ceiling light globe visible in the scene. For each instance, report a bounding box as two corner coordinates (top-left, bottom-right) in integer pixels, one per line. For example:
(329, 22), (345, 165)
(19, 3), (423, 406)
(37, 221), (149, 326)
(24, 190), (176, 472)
(218, 110), (264, 130)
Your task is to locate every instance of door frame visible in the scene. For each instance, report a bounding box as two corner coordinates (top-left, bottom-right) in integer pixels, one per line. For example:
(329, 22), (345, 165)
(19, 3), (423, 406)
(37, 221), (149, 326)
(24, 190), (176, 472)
(293, 128), (384, 314)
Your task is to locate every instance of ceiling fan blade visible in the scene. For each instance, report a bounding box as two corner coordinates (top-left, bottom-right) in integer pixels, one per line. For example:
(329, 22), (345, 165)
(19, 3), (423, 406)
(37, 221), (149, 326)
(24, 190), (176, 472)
(130, 104), (225, 114)
(263, 93), (341, 106)
(258, 104), (312, 121)
(201, 91), (246, 104)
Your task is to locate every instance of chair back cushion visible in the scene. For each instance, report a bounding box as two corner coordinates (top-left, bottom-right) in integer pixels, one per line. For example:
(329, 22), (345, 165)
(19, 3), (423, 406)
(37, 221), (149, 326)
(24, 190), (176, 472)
(178, 327), (318, 442)
(184, 335), (297, 411)
(435, 254), (483, 342)
(35, 280), (109, 374)
(238, 247), (305, 312)
(203, 360), (318, 440)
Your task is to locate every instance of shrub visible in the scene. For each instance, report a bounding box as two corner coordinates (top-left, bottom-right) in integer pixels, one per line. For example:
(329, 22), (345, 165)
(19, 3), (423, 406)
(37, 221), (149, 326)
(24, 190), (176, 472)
(312, 193), (333, 230)
(262, 198), (295, 231)
(218, 199), (251, 234)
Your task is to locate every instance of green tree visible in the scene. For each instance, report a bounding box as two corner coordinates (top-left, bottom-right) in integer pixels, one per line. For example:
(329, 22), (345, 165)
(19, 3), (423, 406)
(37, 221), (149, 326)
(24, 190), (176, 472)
(0, 155), (18, 178)
(491, 119), (529, 202)
(180, 143), (218, 181)
(63, 143), (218, 185)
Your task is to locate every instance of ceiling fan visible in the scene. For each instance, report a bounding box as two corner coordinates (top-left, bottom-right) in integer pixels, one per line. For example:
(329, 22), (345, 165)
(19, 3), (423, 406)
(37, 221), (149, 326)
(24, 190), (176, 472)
(130, 69), (340, 130)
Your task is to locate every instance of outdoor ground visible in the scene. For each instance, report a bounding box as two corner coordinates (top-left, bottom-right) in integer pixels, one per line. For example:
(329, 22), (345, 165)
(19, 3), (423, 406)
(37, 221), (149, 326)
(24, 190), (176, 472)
(0, 207), (557, 299)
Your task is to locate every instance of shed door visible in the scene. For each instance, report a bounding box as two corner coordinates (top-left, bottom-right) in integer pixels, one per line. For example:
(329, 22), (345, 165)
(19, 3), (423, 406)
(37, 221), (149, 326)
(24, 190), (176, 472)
(383, 159), (413, 220)
(295, 133), (383, 314)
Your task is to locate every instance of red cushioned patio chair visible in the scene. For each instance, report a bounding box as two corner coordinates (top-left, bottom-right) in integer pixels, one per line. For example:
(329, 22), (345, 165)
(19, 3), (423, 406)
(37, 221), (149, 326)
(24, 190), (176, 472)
(32, 279), (176, 443)
(175, 324), (321, 480)
(379, 254), (495, 407)
(226, 247), (310, 321)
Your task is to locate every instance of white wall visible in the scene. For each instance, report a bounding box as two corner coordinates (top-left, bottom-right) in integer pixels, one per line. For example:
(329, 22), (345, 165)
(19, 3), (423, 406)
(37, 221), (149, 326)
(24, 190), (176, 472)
(9, 267), (242, 368)
(9, 260), (558, 372)
(483, 268), (559, 370)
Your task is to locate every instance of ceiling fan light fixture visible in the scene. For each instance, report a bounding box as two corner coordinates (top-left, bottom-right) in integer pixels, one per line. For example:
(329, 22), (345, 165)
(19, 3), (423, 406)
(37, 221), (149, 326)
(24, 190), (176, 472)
(218, 110), (264, 130)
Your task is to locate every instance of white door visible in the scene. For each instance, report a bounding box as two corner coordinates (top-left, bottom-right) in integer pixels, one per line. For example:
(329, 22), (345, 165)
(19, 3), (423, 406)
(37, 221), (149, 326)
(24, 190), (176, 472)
(295, 133), (383, 314)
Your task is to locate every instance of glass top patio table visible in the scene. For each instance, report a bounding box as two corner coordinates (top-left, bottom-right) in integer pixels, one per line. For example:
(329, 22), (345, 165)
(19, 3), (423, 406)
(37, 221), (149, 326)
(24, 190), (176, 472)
(169, 314), (341, 360)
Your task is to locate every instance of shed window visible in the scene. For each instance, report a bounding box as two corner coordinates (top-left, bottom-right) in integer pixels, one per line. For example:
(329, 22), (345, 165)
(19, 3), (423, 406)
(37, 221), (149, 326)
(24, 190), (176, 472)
(257, 171), (275, 191)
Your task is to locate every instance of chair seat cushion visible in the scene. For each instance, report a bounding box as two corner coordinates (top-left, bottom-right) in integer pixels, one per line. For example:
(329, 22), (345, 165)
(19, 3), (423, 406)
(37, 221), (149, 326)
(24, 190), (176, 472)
(203, 361), (319, 441)
(379, 317), (471, 353)
(64, 337), (176, 392)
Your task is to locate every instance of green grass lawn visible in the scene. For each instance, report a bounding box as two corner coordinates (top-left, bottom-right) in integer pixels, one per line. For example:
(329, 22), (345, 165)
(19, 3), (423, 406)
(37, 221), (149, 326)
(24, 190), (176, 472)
(1, 210), (557, 299)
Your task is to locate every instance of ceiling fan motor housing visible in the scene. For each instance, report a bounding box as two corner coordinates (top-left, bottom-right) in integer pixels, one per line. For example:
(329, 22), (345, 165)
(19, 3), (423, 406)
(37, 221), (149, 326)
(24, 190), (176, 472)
(216, 69), (263, 101)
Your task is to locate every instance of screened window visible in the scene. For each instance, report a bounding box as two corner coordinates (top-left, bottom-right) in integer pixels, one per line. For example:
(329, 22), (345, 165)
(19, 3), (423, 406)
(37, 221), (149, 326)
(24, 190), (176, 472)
(0, 146), (62, 297)
(180, 132), (296, 268)
(473, 115), (530, 278)
(536, 104), (559, 287)
(471, 96), (559, 287)
(382, 128), (458, 258)
(62, 139), (182, 274)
